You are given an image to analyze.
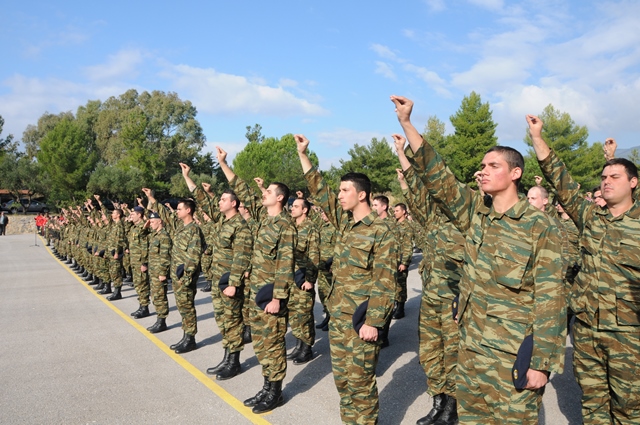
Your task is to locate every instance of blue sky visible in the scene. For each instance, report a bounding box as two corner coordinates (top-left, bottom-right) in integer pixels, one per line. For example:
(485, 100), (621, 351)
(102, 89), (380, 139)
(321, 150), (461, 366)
(1, 0), (639, 169)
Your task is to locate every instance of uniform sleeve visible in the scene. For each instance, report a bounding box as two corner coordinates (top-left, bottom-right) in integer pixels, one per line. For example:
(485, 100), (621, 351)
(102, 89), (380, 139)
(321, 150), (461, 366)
(304, 167), (348, 231)
(304, 225), (320, 283)
(408, 138), (477, 233)
(400, 223), (414, 268)
(273, 221), (295, 300)
(158, 233), (172, 277)
(183, 226), (203, 277)
(229, 224), (252, 287)
(365, 226), (398, 328)
(530, 219), (567, 374)
(229, 176), (264, 221)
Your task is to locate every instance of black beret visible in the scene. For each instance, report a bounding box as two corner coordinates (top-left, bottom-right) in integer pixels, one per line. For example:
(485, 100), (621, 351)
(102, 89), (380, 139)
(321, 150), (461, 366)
(294, 268), (306, 289)
(176, 264), (185, 279)
(254, 283), (285, 311)
(148, 211), (161, 219)
(351, 300), (386, 339)
(512, 334), (534, 390)
(451, 295), (459, 320)
(218, 271), (231, 293)
(133, 206), (145, 213)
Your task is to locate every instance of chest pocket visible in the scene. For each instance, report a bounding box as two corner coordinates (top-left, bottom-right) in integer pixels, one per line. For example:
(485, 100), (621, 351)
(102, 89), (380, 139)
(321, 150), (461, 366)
(345, 234), (375, 270)
(492, 237), (532, 290)
(260, 229), (279, 259)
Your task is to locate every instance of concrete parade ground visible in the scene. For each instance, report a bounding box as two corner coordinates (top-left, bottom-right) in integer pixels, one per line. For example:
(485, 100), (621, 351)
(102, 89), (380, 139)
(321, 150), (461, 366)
(0, 234), (582, 425)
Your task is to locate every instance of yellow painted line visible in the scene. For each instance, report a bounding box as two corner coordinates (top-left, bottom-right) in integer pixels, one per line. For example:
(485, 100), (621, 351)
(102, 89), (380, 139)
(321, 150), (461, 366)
(42, 238), (272, 425)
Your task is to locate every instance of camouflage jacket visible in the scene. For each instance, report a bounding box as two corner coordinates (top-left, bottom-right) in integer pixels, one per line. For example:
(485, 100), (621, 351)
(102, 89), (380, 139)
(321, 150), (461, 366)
(105, 220), (126, 258)
(294, 217), (320, 283)
(394, 218), (415, 268)
(148, 227), (172, 277)
(230, 176), (295, 300)
(410, 140), (565, 373)
(210, 213), (252, 288)
(540, 149), (640, 331)
(305, 167), (397, 328)
(403, 165), (465, 300)
(127, 221), (149, 265)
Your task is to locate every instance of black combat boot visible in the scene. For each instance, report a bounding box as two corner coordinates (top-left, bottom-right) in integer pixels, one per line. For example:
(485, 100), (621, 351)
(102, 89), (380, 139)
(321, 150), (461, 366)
(88, 276), (99, 285)
(94, 278), (104, 291)
(417, 393), (448, 425)
(174, 334), (197, 354)
(242, 325), (252, 344)
(84, 273), (93, 282)
(286, 339), (303, 360)
(147, 318), (167, 334)
(206, 349), (230, 375)
(433, 396), (457, 425)
(315, 312), (330, 330)
(80, 270), (89, 278)
(99, 281), (112, 295)
(292, 342), (313, 365)
(131, 305), (143, 317)
(244, 377), (270, 407)
(170, 332), (187, 350)
(200, 281), (212, 292)
(132, 305), (149, 319)
(216, 351), (241, 380)
(252, 380), (284, 414)
(392, 301), (405, 320)
(107, 286), (122, 301)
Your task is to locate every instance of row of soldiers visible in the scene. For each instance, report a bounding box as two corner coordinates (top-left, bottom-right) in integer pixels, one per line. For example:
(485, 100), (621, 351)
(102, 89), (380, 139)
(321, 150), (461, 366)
(46, 94), (639, 425)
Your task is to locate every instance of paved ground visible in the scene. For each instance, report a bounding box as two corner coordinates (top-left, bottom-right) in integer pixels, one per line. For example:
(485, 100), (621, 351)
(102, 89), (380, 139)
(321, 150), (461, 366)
(0, 234), (582, 424)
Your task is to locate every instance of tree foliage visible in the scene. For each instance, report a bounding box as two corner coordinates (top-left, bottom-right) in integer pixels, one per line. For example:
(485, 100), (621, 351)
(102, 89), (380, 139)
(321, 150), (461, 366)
(522, 104), (602, 191)
(334, 137), (400, 194)
(433, 92), (497, 187)
(233, 132), (319, 194)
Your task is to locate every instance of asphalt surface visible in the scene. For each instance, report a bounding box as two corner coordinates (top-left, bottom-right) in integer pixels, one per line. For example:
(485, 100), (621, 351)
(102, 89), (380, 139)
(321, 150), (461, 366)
(0, 234), (582, 424)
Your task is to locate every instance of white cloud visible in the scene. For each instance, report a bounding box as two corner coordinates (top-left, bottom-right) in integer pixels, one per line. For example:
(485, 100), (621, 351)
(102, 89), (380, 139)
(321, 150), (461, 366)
(467, 0), (504, 11)
(423, 0), (445, 12)
(370, 44), (399, 61)
(163, 64), (328, 117)
(84, 49), (145, 81)
(374, 61), (396, 80)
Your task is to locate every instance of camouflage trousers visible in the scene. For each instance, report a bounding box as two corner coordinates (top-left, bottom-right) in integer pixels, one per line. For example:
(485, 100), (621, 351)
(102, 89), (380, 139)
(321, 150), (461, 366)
(395, 268), (408, 303)
(109, 258), (123, 287)
(242, 285), (252, 325)
(418, 295), (459, 397)
(131, 260), (150, 306)
(201, 253), (213, 277)
(317, 268), (332, 311)
(122, 252), (131, 277)
(456, 326), (544, 424)
(329, 313), (381, 425)
(211, 284), (245, 353)
(249, 300), (287, 382)
(95, 255), (109, 281)
(149, 275), (169, 318)
(172, 272), (198, 336)
(573, 319), (640, 424)
(287, 284), (316, 346)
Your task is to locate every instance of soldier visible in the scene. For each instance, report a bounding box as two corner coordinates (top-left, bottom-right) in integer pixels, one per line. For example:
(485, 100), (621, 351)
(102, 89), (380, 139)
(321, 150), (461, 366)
(238, 200), (256, 344)
(286, 196), (320, 365)
(180, 163), (252, 381)
(393, 95), (565, 424)
(296, 134), (397, 425)
(144, 188), (204, 354)
(394, 137), (465, 425)
(391, 202), (414, 320)
(312, 206), (337, 332)
(145, 211), (172, 333)
(217, 146), (295, 414)
(96, 195), (127, 298)
(528, 115), (640, 424)
(126, 206), (151, 316)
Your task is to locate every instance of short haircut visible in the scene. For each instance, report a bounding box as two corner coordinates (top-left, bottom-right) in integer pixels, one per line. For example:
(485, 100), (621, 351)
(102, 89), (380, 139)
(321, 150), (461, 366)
(372, 195), (389, 211)
(603, 158), (639, 180)
(530, 185), (549, 199)
(179, 199), (197, 216)
(294, 198), (311, 214)
(271, 182), (290, 208)
(222, 189), (239, 210)
(113, 209), (123, 219)
(486, 146), (525, 184)
(339, 173), (372, 206)
(394, 203), (407, 212)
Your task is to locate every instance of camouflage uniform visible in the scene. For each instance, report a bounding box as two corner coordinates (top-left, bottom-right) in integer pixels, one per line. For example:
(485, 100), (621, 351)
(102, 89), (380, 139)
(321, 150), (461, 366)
(540, 149), (640, 424)
(393, 217), (414, 304)
(290, 217), (320, 346)
(314, 215), (337, 315)
(410, 140), (566, 424)
(128, 220), (150, 306)
(148, 226), (172, 319)
(156, 203), (204, 336)
(105, 218), (126, 287)
(305, 167), (397, 425)
(402, 165), (464, 398)
(230, 176), (295, 383)
(193, 186), (252, 354)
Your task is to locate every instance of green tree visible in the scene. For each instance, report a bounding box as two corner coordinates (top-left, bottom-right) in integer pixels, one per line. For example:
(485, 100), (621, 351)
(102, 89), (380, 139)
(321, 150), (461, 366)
(336, 137), (400, 194)
(233, 133), (319, 194)
(522, 104), (602, 191)
(38, 117), (98, 203)
(21, 111), (75, 159)
(629, 149), (640, 168)
(0, 153), (49, 209)
(86, 164), (147, 202)
(433, 92), (497, 187)
(0, 115), (18, 157)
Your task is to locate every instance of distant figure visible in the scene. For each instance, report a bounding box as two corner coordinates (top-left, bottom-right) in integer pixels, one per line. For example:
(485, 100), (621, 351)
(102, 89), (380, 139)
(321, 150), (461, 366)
(0, 212), (8, 235)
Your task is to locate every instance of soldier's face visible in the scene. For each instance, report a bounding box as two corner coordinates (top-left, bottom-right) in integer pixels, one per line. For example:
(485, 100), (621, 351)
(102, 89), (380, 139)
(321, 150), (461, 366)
(372, 200), (387, 216)
(600, 164), (637, 206)
(393, 206), (405, 220)
(176, 203), (191, 220)
(338, 181), (361, 212)
(527, 187), (548, 211)
(290, 199), (306, 219)
(262, 185), (281, 208)
(130, 211), (142, 224)
(479, 152), (521, 196)
(219, 194), (235, 214)
(149, 218), (162, 231)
